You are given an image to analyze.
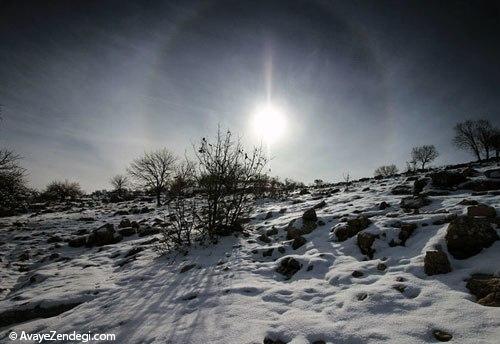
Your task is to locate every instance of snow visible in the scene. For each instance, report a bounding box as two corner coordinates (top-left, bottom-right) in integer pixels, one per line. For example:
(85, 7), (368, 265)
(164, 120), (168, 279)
(1, 166), (499, 343)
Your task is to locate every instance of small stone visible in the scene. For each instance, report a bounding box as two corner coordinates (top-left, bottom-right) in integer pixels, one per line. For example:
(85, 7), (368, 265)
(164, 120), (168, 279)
(424, 250), (452, 276)
(352, 270), (364, 278)
(432, 330), (452, 342)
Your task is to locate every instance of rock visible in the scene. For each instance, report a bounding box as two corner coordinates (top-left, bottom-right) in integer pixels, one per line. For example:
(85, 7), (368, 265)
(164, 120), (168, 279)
(377, 263), (387, 271)
(179, 263), (196, 273)
(466, 274), (500, 307)
(433, 330), (453, 342)
(118, 219), (132, 228)
(400, 196), (431, 210)
(352, 270), (364, 278)
(114, 210), (129, 216)
(87, 224), (122, 247)
(277, 246), (286, 254)
(138, 226), (160, 237)
(313, 200), (326, 209)
(263, 337), (286, 344)
(276, 257), (301, 279)
(262, 248), (274, 257)
(335, 216), (371, 242)
(484, 168), (500, 179)
(432, 214), (457, 225)
(47, 236), (62, 243)
(413, 178), (429, 195)
(445, 216), (499, 259)
(357, 232), (379, 259)
(68, 236), (86, 248)
(461, 179), (500, 191)
(258, 234), (271, 243)
(467, 204), (496, 218)
(286, 219), (317, 240)
(430, 171), (467, 188)
(379, 201), (390, 210)
(458, 199), (478, 206)
(391, 185), (412, 195)
(124, 246), (144, 258)
(399, 223), (417, 246)
(424, 250), (452, 276)
(266, 227), (278, 236)
(118, 227), (136, 237)
(302, 208), (318, 222)
(292, 236), (307, 250)
(264, 212), (273, 220)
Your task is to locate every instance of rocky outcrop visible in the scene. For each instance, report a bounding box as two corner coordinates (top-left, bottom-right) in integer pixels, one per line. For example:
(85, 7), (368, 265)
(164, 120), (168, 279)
(466, 274), (500, 307)
(391, 185), (412, 195)
(484, 168), (500, 179)
(445, 216), (499, 259)
(424, 250), (452, 276)
(461, 179), (500, 191)
(430, 171), (467, 188)
(334, 216), (371, 242)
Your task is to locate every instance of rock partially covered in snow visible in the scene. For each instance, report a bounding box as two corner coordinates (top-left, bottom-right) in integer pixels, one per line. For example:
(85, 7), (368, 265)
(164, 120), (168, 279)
(357, 232), (378, 259)
(466, 274), (500, 307)
(86, 223), (122, 247)
(445, 216), (499, 259)
(430, 171), (467, 188)
(276, 257), (301, 279)
(424, 250), (452, 276)
(400, 196), (431, 210)
(334, 216), (371, 242)
(467, 204), (497, 218)
(484, 168), (500, 179)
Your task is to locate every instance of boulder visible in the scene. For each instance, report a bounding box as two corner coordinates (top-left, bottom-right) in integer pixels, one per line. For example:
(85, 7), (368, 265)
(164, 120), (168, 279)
(379, 201), (390, 210)
(276, 257), (301, 279)
(424, 250), (452, 275)
(138, 226), (160, 237)
(335, 216), (371, 242)
(391, 185), (412, 195)
(445, 216), (499, 259)
(430, 171), (467, 188)
(257, 234), (271, 243)
(357, 232), (379, 259)
(313, 200), (327, 209)
(68, 236), (86, 248)
(458, 199), (478, 206)
(86, 224), (122, 247)
(413, 178), (429, 195)
(399, 223), (417, 246)
(461, 179), (500, 191)
(292, 236), (307, 250)
(179, 263), (197, 273)
(466, 274), (500, 307)
(467, 204), (496, 218)
(302, 208), (318, 222)
(286, 218), (317, 240)
(118, 219), (132, 228)
(400, 196), (431, 209)
(118, 227), (136, 237)
(484, 168), (500, 179)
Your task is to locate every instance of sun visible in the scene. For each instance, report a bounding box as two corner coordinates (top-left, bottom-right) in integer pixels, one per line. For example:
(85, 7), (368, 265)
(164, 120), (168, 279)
(252, 102), (287, 144)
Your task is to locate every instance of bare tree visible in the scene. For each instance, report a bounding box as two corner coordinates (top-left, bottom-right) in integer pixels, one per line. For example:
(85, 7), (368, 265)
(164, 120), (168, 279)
(194, 127), (267, 237)
(453, 120), (483, 161)
(43, 180), (83, 202)
(0, 150), (29, 215)
(109, 174), (129, 198)
(170, 159), (196, 196)
(128, 148), (177, 206)
(342, 172), (351, 191)
(490, 129), (500, 162)
(374, 164), (398, 177)
(475, 120), (496, 160)
(411, 145), (438, 169)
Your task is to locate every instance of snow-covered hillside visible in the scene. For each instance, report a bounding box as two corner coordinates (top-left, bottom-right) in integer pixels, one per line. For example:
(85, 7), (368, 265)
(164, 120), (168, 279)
(1, 164), (499, 343)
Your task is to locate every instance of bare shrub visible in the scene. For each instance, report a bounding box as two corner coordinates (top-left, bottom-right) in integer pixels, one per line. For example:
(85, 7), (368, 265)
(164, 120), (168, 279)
(128, 148), (177, 206)
(374, 164), (398, 178)
(109, 174), (129, 198)
(342, 172), (351, 191)
(0, 150), (30, 215)
(411, 145), (438, 169)
(194, 128), (267, 237)
(170, 159), (196, 196)
(43, 180), (83, 202)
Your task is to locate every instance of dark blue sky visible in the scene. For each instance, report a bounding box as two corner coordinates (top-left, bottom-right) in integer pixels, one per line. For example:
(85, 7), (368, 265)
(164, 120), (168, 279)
(1, 0), (499, 190)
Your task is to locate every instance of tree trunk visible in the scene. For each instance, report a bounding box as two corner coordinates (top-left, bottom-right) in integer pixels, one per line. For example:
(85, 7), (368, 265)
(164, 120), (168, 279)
(474, 149), (482, 162)
(421, 162), (426, 170)
(156, 190), (161, 206)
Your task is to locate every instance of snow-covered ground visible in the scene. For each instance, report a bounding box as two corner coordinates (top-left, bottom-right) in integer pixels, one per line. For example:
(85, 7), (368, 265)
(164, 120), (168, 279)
(1, 165), (499, 343)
